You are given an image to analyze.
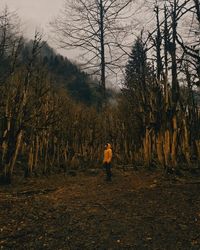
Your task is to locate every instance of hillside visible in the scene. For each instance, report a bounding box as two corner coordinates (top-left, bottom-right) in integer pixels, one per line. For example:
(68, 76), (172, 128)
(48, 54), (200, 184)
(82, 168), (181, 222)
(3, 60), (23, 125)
(20, 41), (104, 106)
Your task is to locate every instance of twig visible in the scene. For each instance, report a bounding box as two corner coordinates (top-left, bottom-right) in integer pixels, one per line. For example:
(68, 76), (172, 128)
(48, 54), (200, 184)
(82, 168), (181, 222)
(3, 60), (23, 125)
(93, 202), (109, 212)
(15, 188), (57, 196)
(193, 234), (200, 241)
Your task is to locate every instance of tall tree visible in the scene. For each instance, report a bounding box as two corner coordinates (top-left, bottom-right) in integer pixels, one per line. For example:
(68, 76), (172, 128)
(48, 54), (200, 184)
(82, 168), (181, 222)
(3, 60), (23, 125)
(51, 0), (134, 101)
(123, 36), (156, 167)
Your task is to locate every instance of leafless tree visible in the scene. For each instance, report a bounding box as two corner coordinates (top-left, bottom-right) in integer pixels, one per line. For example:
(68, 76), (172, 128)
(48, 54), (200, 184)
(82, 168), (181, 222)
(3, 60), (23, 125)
(51, 0), (137, 101)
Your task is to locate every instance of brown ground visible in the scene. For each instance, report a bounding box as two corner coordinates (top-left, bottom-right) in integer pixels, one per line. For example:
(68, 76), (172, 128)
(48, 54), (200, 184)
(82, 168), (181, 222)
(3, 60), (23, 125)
(0, 168), (200, 250)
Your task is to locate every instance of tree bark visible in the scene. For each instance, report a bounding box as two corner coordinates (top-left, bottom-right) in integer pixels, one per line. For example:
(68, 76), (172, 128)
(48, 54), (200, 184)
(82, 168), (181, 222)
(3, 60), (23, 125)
(171, 115), (178, 168)
(3, 130), (23, 183)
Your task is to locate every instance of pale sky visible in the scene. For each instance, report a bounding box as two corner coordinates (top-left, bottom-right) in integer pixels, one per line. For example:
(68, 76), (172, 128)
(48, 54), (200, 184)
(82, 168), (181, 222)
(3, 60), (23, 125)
(0, 0), (149, 56)
(0, 0), (67, 55)
(0, 0), (153, 85)
(0, 0), (64, 36)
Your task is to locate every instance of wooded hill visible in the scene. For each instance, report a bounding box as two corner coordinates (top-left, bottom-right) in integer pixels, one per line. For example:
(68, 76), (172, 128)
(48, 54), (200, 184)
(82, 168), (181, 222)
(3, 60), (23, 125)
(2, 37), (104, 106)
(0, 9), (116, 184)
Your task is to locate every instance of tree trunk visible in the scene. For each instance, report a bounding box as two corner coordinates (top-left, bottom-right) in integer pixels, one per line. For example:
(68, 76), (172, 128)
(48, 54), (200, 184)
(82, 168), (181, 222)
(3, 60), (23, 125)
(156, 131), (164, 166)
(99, 0), (106, 101)
(195, 140), (200, 166)
(143, 128), (151, 167)
(182, 117), (191, 166)
(3, 130), (23, 184)
(27, 144), (34, 177)
(33, 135), (39, 169)
(44, 139), (49, 174)
(164, 129), (171, 168)
(171, 115), (178, 168)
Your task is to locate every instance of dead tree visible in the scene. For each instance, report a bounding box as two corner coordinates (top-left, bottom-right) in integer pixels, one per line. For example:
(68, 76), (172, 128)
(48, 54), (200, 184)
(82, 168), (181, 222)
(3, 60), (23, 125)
(51, 0), (134, 101)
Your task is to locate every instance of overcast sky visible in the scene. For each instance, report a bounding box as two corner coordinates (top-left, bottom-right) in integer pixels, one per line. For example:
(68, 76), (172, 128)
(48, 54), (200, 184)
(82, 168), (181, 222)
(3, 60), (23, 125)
(0, 0), (67, 55)
(0, 0), (153, 86)
(0, 0), (64, 35)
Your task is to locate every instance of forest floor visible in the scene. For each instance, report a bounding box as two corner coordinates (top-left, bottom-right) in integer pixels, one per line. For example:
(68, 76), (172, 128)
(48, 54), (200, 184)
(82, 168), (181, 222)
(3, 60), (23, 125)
(0, 167), (200, 250)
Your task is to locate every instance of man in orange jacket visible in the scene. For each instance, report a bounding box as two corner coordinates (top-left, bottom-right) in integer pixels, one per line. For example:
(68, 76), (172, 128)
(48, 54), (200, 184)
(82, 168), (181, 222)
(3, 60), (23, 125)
(103, 143), (113, 181)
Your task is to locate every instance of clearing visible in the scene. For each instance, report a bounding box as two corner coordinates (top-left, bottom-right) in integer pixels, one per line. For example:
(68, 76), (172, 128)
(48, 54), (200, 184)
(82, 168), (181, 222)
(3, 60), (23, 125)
(0, 168), (200, 249)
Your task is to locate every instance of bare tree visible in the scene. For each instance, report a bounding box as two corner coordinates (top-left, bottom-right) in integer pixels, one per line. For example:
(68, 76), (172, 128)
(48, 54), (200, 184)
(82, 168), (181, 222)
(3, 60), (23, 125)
(51, 0), (136, 101)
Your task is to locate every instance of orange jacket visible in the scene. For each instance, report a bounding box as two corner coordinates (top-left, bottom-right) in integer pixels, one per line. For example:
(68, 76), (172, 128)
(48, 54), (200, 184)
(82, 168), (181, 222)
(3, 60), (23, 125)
(103, 143), (112, 163)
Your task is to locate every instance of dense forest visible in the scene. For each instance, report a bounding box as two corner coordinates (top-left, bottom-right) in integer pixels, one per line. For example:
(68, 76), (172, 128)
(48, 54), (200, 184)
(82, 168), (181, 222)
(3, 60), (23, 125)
(0, 0), (200, 184)
(0, 1), (200, 249)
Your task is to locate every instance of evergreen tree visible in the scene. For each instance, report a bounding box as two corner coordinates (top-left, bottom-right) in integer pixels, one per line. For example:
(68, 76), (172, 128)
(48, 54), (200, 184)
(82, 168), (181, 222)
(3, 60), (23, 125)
(122, 36), (155, 148)
(124, 36), (150, 95)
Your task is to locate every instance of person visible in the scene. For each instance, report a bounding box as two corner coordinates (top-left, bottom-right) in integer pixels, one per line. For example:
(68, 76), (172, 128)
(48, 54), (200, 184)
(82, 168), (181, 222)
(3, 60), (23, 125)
(103, 143), (113, 181)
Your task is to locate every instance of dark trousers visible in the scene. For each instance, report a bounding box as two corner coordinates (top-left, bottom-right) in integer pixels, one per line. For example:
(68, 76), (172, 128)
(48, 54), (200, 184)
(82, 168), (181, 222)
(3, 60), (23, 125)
(103, 162), (112, 181)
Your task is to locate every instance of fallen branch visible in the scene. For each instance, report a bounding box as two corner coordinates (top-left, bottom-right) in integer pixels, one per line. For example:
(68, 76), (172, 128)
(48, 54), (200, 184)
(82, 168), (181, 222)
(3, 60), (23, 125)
(193, 234), (200, 241)
(93, 202), (110, 212)
(15, 188), (57, 196)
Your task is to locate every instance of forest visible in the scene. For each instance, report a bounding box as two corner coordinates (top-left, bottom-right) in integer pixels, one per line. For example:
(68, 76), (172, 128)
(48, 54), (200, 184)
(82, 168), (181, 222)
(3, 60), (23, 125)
(0, 0), (199, 184)
(0, 0), (200, 249)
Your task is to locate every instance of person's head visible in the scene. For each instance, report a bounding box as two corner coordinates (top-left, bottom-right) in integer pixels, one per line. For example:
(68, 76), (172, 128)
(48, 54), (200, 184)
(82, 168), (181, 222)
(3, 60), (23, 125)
(105, 143), (111, 149)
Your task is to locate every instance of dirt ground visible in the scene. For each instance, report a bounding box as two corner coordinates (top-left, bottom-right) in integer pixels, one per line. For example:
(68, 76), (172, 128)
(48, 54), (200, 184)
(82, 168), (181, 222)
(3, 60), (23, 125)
(0, 168), (200, 250)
